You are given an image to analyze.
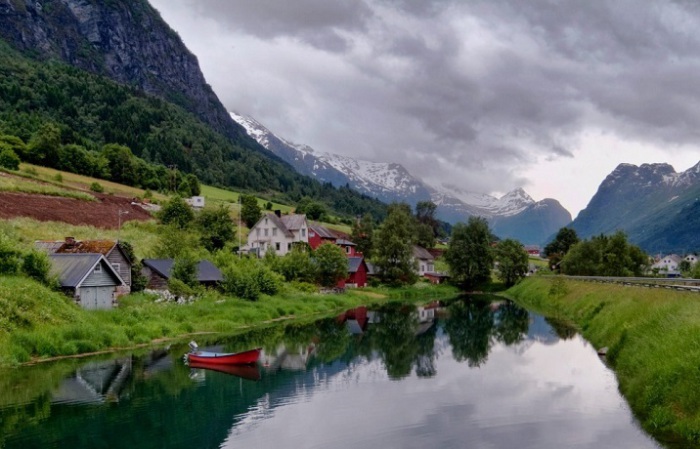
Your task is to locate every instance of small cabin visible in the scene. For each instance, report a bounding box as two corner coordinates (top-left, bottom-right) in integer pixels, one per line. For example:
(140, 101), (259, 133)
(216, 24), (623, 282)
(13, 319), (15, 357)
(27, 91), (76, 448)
(141, 259), (223, 290)
(49, 254), (125, 310)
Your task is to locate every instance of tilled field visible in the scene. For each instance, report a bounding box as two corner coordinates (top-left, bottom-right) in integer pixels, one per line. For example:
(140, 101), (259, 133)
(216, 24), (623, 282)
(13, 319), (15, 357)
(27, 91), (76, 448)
(0, 192), (154, 228)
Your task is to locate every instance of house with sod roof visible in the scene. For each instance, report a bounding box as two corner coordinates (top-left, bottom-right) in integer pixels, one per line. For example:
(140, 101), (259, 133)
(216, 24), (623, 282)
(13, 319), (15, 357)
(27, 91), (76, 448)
(36, 237), (133, 294)
(245, 211), (309, 257)
(48, 254), (125, 310)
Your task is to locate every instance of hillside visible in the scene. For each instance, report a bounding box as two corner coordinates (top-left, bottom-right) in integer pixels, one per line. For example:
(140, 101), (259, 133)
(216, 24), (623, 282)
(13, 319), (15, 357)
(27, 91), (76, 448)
(0, 6), (387, 220)
(570, 162), (700, 253)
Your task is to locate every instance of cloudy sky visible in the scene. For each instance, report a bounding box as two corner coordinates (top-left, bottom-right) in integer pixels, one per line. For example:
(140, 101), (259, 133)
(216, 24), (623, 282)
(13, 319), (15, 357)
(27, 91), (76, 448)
(150, 0), (700, 218)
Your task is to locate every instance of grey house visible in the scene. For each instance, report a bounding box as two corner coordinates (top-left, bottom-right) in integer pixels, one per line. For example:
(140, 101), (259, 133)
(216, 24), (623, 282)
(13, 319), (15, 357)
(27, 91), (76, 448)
(49, 254), (125, 310)
(141, 259), (223, 290)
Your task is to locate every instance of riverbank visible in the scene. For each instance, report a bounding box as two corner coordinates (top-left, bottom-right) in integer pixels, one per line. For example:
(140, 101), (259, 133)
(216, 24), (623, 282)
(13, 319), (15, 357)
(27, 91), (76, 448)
(506, 276), (700, 447)
(0, 275), (458, 367)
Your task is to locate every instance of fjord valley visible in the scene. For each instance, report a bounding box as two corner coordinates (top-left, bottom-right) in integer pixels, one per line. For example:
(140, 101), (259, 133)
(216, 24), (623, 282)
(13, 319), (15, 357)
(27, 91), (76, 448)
(2, 0), (700, 448)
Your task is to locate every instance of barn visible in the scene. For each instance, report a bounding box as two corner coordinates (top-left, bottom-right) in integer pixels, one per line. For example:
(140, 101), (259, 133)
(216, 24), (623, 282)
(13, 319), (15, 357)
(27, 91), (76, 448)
(49, 254), (125, 310)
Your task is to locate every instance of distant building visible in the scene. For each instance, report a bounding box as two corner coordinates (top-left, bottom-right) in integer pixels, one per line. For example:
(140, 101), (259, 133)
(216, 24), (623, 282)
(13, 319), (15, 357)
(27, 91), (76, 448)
(49, 254), (125, 310)
(185, 196), (205, 209)
(651, 254), (682, 276)
(245, 212), (309, 257)
(141, 259), (223, 290)
(413, 245), (435, 276)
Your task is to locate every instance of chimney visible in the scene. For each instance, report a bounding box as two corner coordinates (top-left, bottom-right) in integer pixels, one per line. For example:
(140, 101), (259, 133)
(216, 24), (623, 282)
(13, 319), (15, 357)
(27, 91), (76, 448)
(65, 237), (76, 245)
(274, 210), (282, 218)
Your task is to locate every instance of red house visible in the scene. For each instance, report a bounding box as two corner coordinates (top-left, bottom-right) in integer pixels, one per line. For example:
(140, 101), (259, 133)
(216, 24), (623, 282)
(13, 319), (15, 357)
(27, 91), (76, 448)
(344, 256), (368, 288)
(308, 224), (338, 249)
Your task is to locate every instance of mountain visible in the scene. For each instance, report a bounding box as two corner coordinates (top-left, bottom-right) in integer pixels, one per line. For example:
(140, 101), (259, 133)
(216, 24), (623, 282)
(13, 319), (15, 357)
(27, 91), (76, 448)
(0, 0), (388, 219)
(232, 112), (572, 244)
(570, 162), (700, 253)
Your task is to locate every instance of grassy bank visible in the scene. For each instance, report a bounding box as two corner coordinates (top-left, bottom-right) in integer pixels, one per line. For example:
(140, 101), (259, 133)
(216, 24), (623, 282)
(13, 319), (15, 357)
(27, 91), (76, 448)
(506, 277), (700, 446)
(0, 275), (457, 367)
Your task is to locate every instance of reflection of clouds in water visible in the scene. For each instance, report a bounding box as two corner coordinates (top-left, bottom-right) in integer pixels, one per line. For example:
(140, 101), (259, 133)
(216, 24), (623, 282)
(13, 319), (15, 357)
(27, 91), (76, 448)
(222, 328), (660, 449)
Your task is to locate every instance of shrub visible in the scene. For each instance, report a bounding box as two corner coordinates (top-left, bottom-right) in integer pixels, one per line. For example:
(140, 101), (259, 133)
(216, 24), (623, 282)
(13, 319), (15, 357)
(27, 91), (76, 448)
(159, 195), (194, 229)
(90, 181), (104, 193)
(53, 173), (63, 182)
(0, 231), (21, 274)
(0, 148), (20, 170)
(21, 250), (57, 287)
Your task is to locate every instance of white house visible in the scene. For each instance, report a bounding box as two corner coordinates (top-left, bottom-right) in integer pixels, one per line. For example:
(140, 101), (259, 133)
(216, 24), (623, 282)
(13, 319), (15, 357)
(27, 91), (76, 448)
(685, 254), (698, 265)
(412, 245), (435, 276)
(651, 254), (682, 275)
(245, 212), (309, 257)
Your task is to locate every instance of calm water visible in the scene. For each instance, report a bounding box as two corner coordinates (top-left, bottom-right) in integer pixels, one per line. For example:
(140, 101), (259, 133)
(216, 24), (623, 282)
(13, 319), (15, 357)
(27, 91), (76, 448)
(0, 298), (663, 449)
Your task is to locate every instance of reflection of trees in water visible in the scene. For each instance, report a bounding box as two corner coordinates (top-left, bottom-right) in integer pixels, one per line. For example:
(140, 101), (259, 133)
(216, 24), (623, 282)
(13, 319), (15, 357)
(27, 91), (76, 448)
(314, 318), (352, 363)
(494, 302), (530, 346)
(444, 300), (530, 368)
(368, 303), (419, 380)
(444, 301), (495, 367)
(414, 323), (438, 378)
(545, 316), (578, 340)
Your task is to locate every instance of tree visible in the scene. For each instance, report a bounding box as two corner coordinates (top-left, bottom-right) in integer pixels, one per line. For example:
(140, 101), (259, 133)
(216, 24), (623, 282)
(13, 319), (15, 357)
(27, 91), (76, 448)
(314, 243), (348, 287)
(415, 200), (439, 241)
(494, 239), (529, 286)
(373, 203), (418, 286)
(240, 194), (262, 228)
(296, 197), (326, 220)
(27, 123), (61, 165)
(102, 143), (137, 185)
(159, 196), (194, 229)
(119, 241), (147, 293)
(351, 213), (374, 257)
(414, 223), (436, 249)
(560, 231), (648, 276)
(0, 148), (20, 170)
(196, 205), (235, 251)
(171, 252), (198, 288)
(544, 227), (579, 269)
(184, 173), (201, 196)
(444, 217), (494, 290)
(272, 246), (317, 283)
(21, 250), (56, 286)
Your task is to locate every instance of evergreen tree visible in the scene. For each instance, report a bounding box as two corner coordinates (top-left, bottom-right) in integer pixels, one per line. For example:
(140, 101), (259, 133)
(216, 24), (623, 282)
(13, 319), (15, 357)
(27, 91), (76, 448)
(445, 217), (494, 290)
(374, 203), (418, 285)
(351, 213), (374, 257)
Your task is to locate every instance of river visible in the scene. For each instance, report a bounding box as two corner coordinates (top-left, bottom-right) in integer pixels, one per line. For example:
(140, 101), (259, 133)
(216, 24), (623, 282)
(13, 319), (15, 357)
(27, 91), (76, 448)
(0, 297), (663, 448)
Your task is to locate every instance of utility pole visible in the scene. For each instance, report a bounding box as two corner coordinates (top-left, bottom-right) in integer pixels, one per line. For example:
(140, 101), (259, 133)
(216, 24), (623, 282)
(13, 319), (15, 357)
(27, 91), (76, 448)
(117, 209), (129, 241)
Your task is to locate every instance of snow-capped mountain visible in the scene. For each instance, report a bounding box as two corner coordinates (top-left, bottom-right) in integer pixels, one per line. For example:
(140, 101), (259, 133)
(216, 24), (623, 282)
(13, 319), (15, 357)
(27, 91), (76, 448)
(231, 111), (571, 244)
(570, 161), (700, 252)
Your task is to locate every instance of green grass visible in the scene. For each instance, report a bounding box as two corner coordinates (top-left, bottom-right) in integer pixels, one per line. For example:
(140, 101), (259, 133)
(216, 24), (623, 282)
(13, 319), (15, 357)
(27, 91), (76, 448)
(0, 170), (96, 201)
(506, 277), (700, 447)
(0, 275), (458, 367)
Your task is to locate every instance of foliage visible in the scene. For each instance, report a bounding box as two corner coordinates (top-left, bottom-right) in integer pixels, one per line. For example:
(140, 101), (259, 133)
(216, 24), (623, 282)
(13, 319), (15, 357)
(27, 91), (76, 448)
(0, 232), (21, 275)
(269, 246), (318, 283)
(296, 197), (326, 220)
(119, 241), (147, 292)
(494, 239), (529, 286)
(171, 252), (198, 288)
(240, 194), (262, 228)
(89, 181), (104, 193)
(544, 227), (579, 269)
(215, 252), (283, 301)
(560, 231), (647, 276)
(20, 250), (56, 287)
(158, 196), (194, 229)
(152, 225), (202, 259)
(414, 223), (436, 249)
(314, 243), (349, 287)
(444, 217), (494, 290)
(373, 203), (418, 286)
(0, 148), (20, 170)
(415, 201), (438, 248)
(196, 205), (235, 251)
(351, 213), (374, 257)
(184, 173), (200, 196)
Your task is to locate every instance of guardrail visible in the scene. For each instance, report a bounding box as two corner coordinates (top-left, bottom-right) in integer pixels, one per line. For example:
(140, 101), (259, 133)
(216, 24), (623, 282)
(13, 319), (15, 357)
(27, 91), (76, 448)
(562, 275), (700, 292)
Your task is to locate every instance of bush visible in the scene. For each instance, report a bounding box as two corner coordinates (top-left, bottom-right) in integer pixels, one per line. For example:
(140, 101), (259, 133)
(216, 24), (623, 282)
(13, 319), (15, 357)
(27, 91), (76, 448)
(159, 195), (194, 229)
(0, 231), (21, 275)
(0, 148), (20, 170)
(90, 182), (104, 193)
(21, 250), (57, 287)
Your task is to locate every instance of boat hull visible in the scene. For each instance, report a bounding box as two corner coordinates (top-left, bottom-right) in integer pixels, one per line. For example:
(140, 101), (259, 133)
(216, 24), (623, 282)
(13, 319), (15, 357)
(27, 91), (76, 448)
(187, 348), (261, 365)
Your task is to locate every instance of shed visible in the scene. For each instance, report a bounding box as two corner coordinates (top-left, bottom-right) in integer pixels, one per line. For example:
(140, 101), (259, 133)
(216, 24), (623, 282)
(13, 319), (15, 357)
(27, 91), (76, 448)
(141, 259), (224, 290)
(49, 254), (125, 310)
(345, 256), (368, 288)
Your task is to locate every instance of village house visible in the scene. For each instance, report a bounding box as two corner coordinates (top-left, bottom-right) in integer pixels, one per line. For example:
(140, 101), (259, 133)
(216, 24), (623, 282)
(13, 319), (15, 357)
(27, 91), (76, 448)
(651, 254), (682, 276)
(685, 254), (698, 265)
(36, 237), (132, 294)
(49, 253), (125, 310)
(413, 245), (435, 276)
(245, 212), (309, 257)
(141, 259), (223, 290)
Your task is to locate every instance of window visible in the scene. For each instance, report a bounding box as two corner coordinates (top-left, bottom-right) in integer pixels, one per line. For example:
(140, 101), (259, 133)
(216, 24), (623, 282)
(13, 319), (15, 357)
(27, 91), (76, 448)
(288, 243), (292, 251)
(264, 228), (269, 237)
(276, 242), (280, 251)
(309, 231), (315, 237)
(256, 228), (260, 237)
(301, 228), (306, 237)
(272, 228), (277, 237)
(265, 218), (268, 225)
(94, 263), (102, 273)
(345, 246), (351, 254)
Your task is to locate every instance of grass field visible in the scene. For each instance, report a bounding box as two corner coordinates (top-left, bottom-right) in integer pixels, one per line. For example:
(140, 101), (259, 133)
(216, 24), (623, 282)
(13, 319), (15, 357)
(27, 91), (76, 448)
(0, 170), (96, 201)
(506, 277), (700, 447)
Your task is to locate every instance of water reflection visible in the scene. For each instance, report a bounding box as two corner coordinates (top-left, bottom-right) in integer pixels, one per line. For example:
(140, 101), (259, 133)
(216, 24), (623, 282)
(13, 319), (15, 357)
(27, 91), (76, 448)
(0, 297), (663, 449)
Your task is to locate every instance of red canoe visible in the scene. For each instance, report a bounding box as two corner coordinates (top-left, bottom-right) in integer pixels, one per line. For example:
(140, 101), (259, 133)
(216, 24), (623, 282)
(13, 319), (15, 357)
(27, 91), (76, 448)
(187, 348), (261, 365)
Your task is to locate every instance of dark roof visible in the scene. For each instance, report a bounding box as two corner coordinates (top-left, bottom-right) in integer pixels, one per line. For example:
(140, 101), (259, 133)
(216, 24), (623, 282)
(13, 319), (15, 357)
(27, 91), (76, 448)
(262, 213), (294, 238)
(336, 239), (356, 246)
(280, 214), (307, 231)
(142, 259), (223, 282)
(412, 245), (434, 261)
(309, 224), (337, 239)
(347, 257), (366, 273)
(49, 254), (124, 288)
(365, 261), (377, 275)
